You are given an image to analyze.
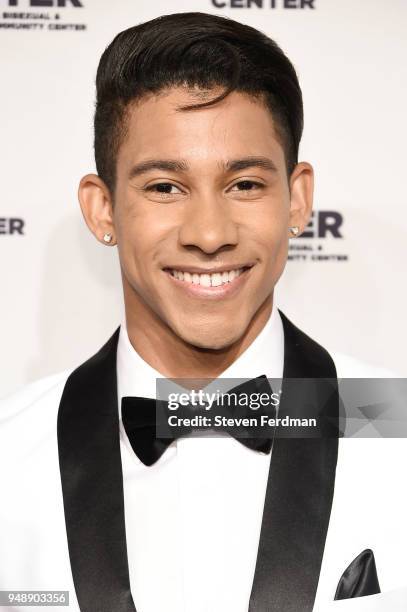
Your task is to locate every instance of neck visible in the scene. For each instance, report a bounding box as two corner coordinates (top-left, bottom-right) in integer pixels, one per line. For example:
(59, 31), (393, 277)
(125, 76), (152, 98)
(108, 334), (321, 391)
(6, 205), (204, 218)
(123, 290), (273, 379)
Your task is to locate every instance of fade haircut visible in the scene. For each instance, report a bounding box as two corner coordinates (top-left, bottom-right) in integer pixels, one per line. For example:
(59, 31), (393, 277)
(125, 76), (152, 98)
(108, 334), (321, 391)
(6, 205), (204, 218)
(94, 12), (304, 194)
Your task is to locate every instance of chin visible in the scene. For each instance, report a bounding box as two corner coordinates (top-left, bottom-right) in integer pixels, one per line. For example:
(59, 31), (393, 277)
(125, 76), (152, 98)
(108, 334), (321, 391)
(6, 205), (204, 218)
(175, 321), (245, 351)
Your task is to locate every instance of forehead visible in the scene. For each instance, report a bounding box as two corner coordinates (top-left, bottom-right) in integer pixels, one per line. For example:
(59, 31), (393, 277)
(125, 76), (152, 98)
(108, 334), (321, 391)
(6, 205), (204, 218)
(118, 87), (285, 168)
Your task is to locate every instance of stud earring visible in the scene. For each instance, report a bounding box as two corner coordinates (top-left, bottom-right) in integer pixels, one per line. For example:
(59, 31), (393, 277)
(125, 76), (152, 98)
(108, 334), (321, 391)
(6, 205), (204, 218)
(289, 226), (299, 237)
(103, 233), (113, 243)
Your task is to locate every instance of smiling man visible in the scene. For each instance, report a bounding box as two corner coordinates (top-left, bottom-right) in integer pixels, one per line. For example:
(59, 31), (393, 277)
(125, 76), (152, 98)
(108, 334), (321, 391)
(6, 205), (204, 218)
(80, 83), (311, 374)
(1, 11), (407, 612)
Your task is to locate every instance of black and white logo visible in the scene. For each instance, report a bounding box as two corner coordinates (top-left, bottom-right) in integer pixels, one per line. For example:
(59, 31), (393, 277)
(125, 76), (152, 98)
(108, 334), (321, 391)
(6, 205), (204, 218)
(0, 218), (25, 235)
(211, 0), (315, 11)
(289, 210), (349, 263)
(1, 0), (86, 31)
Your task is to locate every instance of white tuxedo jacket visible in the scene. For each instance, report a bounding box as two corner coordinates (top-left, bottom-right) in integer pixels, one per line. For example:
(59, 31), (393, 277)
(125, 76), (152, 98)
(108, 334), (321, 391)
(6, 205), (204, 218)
(1, 311), (406, 612)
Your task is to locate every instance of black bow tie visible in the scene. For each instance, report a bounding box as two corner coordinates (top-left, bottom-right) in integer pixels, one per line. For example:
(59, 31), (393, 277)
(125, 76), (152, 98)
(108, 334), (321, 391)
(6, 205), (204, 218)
(121, 375), (276, 466)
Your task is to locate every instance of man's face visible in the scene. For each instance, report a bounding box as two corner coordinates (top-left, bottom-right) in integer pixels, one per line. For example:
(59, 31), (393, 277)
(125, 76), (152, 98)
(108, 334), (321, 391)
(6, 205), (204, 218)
(110, 87), (306, 349)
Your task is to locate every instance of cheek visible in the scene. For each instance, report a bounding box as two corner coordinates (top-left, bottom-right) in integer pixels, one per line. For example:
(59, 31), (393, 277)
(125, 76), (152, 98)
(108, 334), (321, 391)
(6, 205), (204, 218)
(251, 209), (289, 286)
(118, 231), (158, 283)
(114, 211), (151, 278)
(250, 205), (289, 254)
(115, 202), (176, 293)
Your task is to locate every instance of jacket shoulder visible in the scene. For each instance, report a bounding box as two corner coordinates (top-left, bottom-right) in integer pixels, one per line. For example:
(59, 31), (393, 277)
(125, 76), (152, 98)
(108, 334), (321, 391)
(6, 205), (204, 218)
(0, 369), (73, 422)
(278, 309), (337, 378)
(330, 351), (400, 378)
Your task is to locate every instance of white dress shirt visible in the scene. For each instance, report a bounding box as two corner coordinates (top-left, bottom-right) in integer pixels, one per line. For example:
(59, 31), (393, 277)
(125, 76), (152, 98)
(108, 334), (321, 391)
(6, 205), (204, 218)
(116, 304), (284, 612)
(3, 310), (407, 612)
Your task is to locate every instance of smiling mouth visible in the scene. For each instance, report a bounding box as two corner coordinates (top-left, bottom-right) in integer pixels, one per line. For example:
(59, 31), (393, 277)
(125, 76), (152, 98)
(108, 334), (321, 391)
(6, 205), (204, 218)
(163, 266), (253, 288)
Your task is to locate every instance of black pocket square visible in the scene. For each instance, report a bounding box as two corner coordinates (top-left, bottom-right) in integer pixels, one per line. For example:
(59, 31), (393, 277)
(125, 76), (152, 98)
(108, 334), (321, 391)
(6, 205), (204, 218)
(335, 549), (381, 600)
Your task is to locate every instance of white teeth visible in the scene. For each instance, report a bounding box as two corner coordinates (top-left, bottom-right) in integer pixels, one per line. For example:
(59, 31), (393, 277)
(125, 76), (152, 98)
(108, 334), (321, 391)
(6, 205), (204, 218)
(169, 268), (246, 287)
(211, 273), (223, 287)
(200, 274), (211, 287)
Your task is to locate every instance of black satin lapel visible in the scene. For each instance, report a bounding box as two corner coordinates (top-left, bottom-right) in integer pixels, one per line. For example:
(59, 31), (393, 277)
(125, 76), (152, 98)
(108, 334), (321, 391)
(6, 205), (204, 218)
(57, 327), (137, 612)
(335, 549), (380, 600)
(249, 310), (339, 612)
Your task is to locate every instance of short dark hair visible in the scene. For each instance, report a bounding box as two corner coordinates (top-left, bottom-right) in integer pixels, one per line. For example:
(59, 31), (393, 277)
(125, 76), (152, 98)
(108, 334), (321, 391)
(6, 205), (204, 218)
(94, 12), (304, 195)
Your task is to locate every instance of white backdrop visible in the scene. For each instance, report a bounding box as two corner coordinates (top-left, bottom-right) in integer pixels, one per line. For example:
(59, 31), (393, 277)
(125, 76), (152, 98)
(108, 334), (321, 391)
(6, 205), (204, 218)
(1, 0), (406, 398)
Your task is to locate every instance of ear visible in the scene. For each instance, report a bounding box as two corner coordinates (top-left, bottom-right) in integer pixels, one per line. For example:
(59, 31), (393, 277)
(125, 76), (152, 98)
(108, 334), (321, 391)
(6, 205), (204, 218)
(78, 174), (116, 245)
(288, 162), (314, 237)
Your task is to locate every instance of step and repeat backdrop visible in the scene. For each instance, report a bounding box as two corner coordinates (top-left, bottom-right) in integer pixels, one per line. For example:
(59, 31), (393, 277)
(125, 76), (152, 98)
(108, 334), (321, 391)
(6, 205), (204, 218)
(1, 0), (406, 397)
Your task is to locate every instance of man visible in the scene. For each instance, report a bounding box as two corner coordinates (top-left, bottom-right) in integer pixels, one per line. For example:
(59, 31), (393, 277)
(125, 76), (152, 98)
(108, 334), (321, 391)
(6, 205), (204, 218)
(1, 11), (406, 612)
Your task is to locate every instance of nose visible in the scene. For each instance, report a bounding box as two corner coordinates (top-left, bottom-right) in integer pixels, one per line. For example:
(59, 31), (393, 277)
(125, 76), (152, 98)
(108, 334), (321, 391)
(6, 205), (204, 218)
(178, 192), (239, 255)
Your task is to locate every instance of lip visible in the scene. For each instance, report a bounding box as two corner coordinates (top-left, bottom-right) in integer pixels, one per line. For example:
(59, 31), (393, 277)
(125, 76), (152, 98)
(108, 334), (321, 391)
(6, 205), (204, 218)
(163, 265), (255, 300)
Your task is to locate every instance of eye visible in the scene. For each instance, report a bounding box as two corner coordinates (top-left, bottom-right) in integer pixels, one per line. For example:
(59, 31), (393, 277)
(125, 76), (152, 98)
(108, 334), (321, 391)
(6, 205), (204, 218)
(144, 182), (183, 195)
(230, 180), (264, 192)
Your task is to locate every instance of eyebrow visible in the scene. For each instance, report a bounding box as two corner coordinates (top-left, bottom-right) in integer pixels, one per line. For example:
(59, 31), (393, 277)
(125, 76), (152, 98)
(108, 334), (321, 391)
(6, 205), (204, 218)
(127, 156), (278, 180)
